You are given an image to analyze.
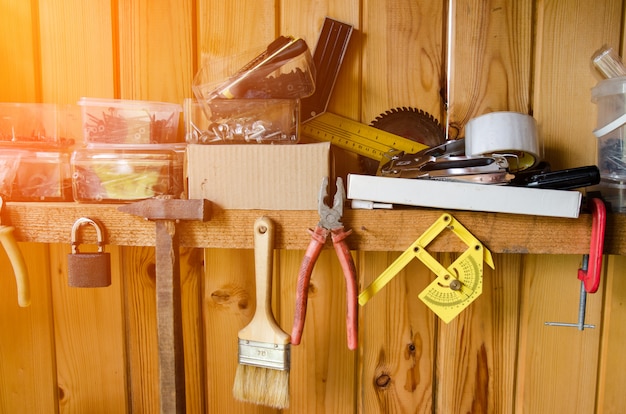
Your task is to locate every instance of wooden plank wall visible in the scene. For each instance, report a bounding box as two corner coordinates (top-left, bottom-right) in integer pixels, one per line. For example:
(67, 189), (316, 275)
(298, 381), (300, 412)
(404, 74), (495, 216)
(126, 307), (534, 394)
(1, 0), (625, 413)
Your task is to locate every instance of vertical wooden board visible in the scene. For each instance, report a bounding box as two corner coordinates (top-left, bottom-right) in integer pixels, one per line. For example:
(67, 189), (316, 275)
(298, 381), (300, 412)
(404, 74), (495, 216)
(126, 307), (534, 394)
(594, 255), (626, 413)
(195, 2), (278, 412)
(203, 248), (277, 414)
(0, 3), (55, 412)
(441, 0), (532, 412)
(0, 243), (56, 413)
(196, 0), (277, 69)
(278, 250), (357, 413)
(446, 0), (533, 133)
(279, 2), (363, 180)
(179, 248), (207, 413)
(279, 0), (361, 117)
(117, 0), (195, 101)
(38, 0), (116, 103)
(435, 254), (522, 414)
(516, 254), (603, 413)
(121, 246), (159, 413)
(518, 1), (621, 412)
(532, 0), (622, 169)
(37, 2), (127, 412)
(361, 0), (445, 121)
(122, 246), (205, 413)
(357, 251), (435, 413)
(49, 244), (127, 413)
(358, 1), (444, 410)
(116, 2), (203, 411)
(0, 1), (40, 101)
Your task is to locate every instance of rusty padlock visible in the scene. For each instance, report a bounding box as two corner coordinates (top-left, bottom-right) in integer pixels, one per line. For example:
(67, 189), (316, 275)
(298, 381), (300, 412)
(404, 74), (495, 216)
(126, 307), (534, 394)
(67, 217), (111, 288)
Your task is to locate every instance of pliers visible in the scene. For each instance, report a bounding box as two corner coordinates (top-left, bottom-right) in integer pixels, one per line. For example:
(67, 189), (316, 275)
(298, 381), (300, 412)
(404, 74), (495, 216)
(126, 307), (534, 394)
(291, 177), (358, 350)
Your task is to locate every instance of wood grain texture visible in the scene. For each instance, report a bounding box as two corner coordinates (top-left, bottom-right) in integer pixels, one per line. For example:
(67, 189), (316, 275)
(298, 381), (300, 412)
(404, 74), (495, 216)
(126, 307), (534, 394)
(121, 246), (160, 413)
(0, 243), (57, 413)
(38, 0), (116, 103)
(49, 243), (128, 413)
(203, 248), (270, 413)
(515, 255), (603, 413)
(515, 1), (622, 413)
(362, 0), (444, 122)
(36, 2), (129, 414)
(436, 254), (522, 414)
(358, 251), (434, 413)
(280, 249), (358, 413)
(117, 0), (195, 101)
(596, 255), (626, 413)
(533, 0), (623, 170)
(6, 202), (626, 255)
(446, 0), (532, 133)
(0, 1), (39, 101)
(3, 0), (626, 413)
(196, 0), (277, 79)
(441, 1), (533, 413)
(115, 2), (205, 412)
(280, 1), (363, 182)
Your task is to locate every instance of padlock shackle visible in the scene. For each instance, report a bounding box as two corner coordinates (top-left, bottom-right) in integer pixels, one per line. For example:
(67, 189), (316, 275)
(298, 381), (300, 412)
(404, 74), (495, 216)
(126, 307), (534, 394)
(71, 217), (105, 254)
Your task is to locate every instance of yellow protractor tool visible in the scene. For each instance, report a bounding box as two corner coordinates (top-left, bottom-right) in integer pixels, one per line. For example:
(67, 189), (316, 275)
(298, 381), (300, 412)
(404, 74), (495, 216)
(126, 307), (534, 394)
(358, 213), (494, 323)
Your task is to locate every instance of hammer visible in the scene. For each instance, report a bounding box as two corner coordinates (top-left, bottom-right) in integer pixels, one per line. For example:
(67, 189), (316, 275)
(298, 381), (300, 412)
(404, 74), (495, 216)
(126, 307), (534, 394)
(119, 197), (211, 414)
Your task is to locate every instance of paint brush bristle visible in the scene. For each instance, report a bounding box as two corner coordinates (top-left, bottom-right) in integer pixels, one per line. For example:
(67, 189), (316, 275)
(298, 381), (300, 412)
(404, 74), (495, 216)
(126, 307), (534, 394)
(233, 363), (290, 409)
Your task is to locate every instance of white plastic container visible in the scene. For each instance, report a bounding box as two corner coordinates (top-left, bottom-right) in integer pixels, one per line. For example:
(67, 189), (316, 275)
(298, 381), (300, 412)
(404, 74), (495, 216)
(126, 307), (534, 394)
(592, 77), (626, 181)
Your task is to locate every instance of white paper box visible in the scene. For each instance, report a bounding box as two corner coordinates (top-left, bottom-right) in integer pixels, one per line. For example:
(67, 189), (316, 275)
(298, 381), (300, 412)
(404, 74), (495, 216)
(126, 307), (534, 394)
(347, 174), (582, 218)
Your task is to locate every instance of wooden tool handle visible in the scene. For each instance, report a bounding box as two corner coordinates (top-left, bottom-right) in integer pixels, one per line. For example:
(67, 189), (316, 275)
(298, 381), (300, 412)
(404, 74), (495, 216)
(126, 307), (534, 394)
(0, 226), (31, 307)
(238, 216), (290, 344)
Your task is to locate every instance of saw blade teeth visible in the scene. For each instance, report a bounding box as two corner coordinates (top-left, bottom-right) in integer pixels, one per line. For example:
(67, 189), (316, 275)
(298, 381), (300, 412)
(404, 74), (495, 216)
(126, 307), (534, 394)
(370, 106), (444, 131)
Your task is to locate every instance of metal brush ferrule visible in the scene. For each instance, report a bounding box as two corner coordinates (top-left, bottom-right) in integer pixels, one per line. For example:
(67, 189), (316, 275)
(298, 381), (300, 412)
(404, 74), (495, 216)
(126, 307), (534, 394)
(238, 339), (291, 371)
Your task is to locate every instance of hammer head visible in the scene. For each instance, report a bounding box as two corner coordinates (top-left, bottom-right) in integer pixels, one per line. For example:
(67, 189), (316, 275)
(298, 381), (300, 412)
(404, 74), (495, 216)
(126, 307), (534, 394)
(118, 198), (211, 222)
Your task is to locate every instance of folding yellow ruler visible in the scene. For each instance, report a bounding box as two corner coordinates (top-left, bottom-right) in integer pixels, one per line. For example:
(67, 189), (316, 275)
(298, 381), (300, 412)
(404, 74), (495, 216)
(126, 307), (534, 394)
(358, 213), (495, 323)
(301, 112), (429, 162)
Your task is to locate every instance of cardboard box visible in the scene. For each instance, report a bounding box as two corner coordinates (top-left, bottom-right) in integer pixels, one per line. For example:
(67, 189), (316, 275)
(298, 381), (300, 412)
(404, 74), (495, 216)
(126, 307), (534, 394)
(186, 142), (330, 209)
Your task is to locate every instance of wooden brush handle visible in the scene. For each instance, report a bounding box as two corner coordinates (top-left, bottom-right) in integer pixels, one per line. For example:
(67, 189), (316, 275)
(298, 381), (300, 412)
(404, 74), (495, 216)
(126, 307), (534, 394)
(254, 216), (275, 317)
(238, 216), (290, 344)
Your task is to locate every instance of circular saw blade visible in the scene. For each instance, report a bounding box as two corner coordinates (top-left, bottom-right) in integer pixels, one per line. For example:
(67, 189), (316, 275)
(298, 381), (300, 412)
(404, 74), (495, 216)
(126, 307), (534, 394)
(362, 107), (446, 175)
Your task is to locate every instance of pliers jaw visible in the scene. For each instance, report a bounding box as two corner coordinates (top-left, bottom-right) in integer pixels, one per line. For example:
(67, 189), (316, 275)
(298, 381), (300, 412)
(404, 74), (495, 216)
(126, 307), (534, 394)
(318, 176), (345, 230)
(292, 176), (358, 350)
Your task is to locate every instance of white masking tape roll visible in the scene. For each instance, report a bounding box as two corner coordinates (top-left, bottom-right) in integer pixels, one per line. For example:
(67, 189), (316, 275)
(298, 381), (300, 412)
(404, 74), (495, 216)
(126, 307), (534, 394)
(465, 111), (540, 171)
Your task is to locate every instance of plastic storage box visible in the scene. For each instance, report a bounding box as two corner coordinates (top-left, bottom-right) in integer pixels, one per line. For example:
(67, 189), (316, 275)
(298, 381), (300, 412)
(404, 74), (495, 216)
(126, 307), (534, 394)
(0, 102), (76, 148)
(184, 98), (299, 144)
(192, 36), (315, 103)
(78, 98), (182, 144)
(71, 147), (181, 202)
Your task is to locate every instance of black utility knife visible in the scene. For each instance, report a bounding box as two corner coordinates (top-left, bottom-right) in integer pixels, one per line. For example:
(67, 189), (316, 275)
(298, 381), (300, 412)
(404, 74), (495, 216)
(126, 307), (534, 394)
(521, 165), (601, 190)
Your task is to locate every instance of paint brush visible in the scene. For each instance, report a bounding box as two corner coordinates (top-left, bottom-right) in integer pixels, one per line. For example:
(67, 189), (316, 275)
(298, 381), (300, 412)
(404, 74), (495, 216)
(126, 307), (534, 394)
(233, 216), (290, 408)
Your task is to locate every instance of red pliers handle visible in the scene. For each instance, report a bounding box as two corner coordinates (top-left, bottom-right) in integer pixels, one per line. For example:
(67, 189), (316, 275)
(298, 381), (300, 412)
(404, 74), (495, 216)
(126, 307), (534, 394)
(291, 225), (358, 350)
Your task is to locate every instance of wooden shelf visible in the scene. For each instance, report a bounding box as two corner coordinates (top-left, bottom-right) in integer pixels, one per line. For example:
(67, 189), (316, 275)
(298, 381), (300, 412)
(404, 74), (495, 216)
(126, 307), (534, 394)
(4, 201), (626, 255)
